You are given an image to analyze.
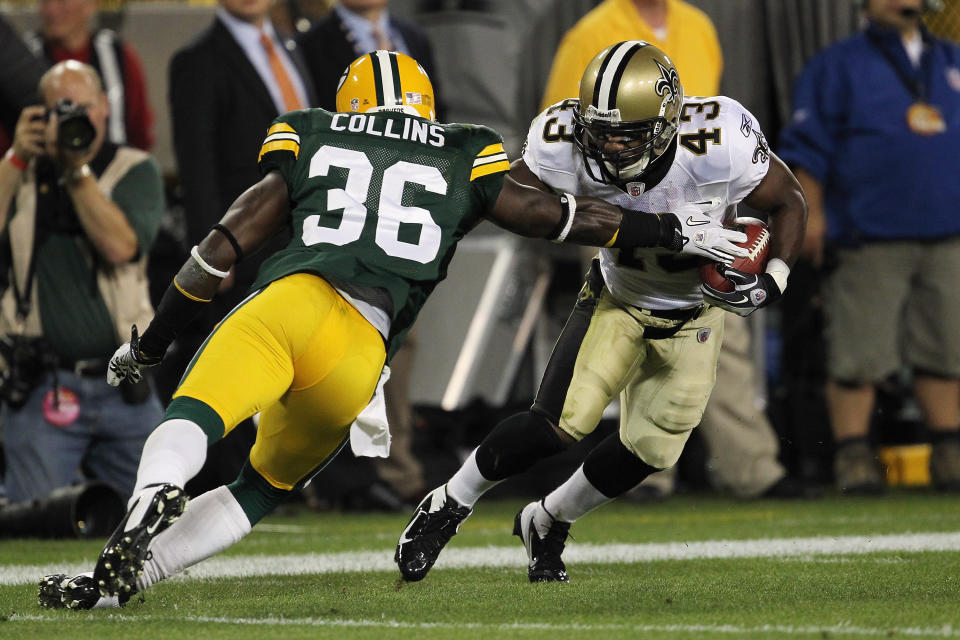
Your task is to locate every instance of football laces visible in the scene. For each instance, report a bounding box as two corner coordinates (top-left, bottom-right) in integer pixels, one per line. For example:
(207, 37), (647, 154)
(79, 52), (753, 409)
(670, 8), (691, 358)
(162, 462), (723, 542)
(743, 228), (770, 262)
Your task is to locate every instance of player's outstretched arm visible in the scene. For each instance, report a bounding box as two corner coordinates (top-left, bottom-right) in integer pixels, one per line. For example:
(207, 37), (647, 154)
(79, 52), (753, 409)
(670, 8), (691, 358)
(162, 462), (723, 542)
(107, 171), (290, 385)
(485, 160), (749, 263)
(486, 171), (627, 246)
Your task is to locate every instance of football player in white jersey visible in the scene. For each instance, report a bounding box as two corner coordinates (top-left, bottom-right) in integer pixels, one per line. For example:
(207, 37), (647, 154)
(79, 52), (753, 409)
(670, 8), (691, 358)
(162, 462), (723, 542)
(396, 41), (807, 583)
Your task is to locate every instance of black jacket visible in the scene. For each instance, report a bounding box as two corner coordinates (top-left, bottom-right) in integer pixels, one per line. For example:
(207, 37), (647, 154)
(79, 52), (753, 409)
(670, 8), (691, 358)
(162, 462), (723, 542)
(168, 17), (316, 315)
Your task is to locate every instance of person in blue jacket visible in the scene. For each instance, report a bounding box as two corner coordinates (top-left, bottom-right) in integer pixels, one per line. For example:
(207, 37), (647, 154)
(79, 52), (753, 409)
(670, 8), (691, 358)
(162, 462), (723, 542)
(778, 0), (960, 494)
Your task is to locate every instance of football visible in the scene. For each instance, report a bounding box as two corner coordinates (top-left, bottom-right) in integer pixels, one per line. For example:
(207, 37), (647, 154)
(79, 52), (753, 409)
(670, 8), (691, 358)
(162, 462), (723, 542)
(699, 217), (771, 293)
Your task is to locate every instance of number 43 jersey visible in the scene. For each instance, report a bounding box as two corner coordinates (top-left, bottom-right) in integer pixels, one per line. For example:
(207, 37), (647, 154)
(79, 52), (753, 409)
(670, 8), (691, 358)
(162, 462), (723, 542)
(252, 108), (510, 354)
(523, 96), (771, 310)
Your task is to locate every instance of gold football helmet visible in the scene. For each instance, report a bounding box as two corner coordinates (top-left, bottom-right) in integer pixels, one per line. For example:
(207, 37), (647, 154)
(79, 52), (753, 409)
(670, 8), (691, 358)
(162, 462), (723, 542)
(336, 50), (436, 121)
(574, 41), (683, 184)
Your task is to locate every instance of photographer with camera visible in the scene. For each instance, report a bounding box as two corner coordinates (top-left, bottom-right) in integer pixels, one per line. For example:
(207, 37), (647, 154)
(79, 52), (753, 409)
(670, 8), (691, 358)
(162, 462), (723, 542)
(0, 60), (164, 504)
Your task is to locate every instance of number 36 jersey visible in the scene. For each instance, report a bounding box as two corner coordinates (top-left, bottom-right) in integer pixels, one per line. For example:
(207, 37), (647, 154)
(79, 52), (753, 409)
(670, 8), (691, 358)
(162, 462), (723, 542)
(523, 96), (771, 310)
(252, 108), (510, 355)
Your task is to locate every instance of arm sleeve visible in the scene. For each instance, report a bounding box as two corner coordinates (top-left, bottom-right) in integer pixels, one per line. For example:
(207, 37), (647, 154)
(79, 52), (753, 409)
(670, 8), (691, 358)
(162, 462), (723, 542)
(111, 156), (166, 255)
(120, 43), (155, 151)
(470, 126), (510, 214)
(257, 113), (302, 182)
(722, 100), (772, 204)
(775, 52), (845, 183)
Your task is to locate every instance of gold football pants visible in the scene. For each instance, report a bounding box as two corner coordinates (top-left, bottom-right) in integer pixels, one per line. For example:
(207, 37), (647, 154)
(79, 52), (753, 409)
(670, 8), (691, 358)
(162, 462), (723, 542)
(173, 273), (386, 490)
(532, 263), (725, 469)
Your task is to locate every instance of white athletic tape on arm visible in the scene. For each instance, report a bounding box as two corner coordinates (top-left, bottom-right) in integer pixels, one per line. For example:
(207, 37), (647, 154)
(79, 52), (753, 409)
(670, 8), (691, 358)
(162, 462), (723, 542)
(190, 245), (230, 279)
(765, 257), (790, 294)
(553, 193), (577, 243)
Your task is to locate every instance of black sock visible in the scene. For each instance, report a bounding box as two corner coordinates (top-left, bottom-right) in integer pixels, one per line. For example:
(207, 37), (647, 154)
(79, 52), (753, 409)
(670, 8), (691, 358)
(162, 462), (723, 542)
(582, 432), (659, 498)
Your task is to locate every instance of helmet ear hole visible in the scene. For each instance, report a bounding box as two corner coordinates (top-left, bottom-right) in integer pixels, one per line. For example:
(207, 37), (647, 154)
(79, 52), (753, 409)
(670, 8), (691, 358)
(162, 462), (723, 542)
(336, 50), (437, 121)
(575, 40), (682, 184)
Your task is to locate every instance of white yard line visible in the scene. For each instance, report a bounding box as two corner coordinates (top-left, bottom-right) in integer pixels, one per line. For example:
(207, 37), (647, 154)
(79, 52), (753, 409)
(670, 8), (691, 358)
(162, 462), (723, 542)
(7, 613), (960, 637)
(3, 531), (960, 587)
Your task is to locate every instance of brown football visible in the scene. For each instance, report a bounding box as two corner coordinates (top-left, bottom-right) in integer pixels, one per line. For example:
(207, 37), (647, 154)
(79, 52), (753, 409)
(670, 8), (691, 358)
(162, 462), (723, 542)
(699, 217), (771, 293)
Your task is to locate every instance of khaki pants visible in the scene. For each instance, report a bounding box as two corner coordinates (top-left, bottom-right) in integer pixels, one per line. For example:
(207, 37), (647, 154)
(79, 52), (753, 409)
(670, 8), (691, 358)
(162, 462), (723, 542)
(533, 262), (725, 469)
(639, 314), (785, 498)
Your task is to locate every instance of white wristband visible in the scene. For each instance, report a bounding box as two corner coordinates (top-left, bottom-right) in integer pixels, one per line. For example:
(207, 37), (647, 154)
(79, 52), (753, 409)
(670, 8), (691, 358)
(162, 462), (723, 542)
(765, 257), (790, 294)
(190, 245), (230, 279)
(552, 193), (577, 243)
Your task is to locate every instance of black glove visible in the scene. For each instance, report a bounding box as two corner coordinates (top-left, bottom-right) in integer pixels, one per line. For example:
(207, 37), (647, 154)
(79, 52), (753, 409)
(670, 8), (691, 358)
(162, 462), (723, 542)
(700, 265), (782, 316)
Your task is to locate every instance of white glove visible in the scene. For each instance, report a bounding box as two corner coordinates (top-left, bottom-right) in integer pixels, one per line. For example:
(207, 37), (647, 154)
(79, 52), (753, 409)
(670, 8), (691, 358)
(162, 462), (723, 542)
(660, 204), (748, 265)
(106, 326), (160, 387)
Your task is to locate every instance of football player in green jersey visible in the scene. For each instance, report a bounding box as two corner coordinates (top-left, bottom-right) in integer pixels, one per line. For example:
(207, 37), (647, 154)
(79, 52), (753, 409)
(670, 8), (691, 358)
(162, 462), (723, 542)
(36, 50), (749, 609)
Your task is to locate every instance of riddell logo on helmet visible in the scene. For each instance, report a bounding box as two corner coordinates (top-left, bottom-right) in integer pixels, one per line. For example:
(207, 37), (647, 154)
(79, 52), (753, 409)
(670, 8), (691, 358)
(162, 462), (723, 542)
(585, 105), (622, 122)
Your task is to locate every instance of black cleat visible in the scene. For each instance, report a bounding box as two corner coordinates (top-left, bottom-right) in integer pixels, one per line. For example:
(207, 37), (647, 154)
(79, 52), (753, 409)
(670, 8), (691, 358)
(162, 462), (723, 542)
(395, 485), (472, 581)
(38, 574), (70, 609)
(93, 483), (188, 598)
(513, 500), (571, 583)
(38, 573), (109, 610)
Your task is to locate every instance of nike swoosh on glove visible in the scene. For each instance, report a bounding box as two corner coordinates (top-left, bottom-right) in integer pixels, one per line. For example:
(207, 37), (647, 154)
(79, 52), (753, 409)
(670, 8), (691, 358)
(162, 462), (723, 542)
(660, 212), (749, 265)
(700, 265), (783, 316)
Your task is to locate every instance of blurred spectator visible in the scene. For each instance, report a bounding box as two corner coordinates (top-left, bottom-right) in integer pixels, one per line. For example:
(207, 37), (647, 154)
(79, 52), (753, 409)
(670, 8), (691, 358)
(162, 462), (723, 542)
(166, 0), (315, 495)
(0, 16), (46, 155)
(778, 0), (960, 494)
(515, 0), (599, 134)
(297, 0), (445, 120)
(540, 0), (720, 111)
(23, 0), (155, 151)
(541, 0), (812, 500)
(169, 0), (313, 308)
(0, 60), (164, 502)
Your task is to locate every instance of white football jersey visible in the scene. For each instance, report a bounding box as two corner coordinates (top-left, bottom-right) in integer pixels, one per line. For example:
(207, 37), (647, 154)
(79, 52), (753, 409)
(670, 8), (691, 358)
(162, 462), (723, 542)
(522, 96), (771, 310)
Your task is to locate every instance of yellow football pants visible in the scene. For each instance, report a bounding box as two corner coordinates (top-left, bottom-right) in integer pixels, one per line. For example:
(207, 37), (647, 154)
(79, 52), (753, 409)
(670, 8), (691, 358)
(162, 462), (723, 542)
(173, 273), (386, 490)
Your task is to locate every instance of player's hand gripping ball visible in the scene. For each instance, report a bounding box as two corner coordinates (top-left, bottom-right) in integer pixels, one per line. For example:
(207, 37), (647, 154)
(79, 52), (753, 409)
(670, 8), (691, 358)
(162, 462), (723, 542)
(698, 217), (770, 293)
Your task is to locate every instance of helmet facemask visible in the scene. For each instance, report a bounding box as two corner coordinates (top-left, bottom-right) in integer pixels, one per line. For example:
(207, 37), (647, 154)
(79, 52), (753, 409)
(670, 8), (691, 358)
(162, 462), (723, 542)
(574, 41), (683, 186)
(573, 105), (678, 184)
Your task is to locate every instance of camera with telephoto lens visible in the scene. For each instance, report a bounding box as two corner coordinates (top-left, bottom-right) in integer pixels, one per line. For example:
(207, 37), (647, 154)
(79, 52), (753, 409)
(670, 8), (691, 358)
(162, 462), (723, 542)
(48, 98), (96, 151)
(0, 335), (57, 409)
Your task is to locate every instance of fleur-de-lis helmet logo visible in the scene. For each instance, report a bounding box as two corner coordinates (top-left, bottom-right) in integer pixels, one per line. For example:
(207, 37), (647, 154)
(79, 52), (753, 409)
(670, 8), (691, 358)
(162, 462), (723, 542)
(654, 59), (681, 104)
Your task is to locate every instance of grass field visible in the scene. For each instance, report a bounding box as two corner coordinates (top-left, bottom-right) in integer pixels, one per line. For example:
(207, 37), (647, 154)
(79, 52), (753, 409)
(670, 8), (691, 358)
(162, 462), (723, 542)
(2, 491), (960, 639)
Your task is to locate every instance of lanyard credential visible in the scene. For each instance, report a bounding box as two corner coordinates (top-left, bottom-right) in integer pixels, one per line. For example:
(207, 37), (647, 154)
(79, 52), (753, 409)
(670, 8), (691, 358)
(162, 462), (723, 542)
(866, 29), (946, 135)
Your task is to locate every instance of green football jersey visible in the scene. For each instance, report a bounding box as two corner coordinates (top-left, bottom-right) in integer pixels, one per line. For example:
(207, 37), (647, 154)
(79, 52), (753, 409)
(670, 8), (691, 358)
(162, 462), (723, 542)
(252, 108), (510, 358)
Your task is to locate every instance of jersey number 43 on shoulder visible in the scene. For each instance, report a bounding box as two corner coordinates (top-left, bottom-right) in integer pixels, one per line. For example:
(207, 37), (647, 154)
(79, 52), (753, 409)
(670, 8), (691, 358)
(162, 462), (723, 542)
(303, 145), (447, 264)
(678, 100), (722, 156)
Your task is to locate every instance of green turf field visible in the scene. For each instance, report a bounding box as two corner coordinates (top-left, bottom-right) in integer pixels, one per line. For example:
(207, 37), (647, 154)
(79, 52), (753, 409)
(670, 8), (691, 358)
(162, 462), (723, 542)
(2, 492), (960, 639)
